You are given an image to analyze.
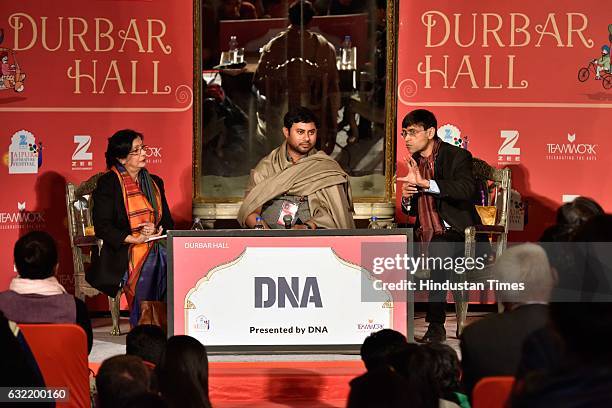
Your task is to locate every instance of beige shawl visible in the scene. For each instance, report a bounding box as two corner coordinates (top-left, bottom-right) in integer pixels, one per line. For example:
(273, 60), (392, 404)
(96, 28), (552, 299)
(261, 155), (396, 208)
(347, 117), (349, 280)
(238, 142), (355, 229)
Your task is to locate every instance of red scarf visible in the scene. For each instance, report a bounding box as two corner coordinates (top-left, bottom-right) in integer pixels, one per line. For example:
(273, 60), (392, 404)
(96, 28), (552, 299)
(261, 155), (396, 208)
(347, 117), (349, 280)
(416, 137), (445, 244)
(111, 166), (162, 309)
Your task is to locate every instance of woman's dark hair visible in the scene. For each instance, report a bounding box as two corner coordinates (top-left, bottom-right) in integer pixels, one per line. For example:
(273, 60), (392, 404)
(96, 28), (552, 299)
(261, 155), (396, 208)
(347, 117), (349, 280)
(389, 344), (439, 408)
(105, 129), (144, 169)
(283, 106), (320, 130)
(556, 197), (604, 233)
(288, 1), (315, 27)
(156, 335), (211, 408)
(401, 109), (437, 131)
(360, 329), (407, 371)
(14, 231), (58, 279)
(422, 343), (462, 396)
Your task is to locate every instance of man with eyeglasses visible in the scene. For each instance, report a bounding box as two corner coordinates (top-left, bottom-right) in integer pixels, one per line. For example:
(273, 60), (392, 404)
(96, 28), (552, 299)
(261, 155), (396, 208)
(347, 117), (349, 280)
(399, 109), (479, 343)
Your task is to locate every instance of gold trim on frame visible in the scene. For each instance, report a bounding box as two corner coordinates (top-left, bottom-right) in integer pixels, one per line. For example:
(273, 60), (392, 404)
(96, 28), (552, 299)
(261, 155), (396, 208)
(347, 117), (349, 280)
(193, 0), (399, 205)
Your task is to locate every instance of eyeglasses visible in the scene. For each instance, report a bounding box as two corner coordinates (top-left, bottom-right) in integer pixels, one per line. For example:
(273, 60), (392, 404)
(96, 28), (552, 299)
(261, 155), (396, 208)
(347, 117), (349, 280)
(128, 145), (149, 155)
(401, 128), (428, 138)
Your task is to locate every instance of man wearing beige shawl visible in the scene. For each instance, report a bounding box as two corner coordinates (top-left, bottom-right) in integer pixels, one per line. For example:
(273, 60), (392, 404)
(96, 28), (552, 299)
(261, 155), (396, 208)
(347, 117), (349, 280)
(238, 107), (354, 230)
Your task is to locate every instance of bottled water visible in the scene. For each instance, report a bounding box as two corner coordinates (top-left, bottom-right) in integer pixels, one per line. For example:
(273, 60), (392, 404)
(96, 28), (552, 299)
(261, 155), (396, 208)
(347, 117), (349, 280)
(368, 216), (382, 229)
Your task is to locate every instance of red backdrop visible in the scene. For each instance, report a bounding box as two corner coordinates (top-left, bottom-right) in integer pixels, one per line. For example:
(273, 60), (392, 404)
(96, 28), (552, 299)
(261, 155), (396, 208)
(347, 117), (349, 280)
(395, 1), (612, 241)
(0, 1), (193, 292)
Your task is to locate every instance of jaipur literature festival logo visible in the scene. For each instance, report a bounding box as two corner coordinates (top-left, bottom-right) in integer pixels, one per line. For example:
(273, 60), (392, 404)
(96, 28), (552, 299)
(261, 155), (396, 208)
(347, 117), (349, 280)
(0, 201), (45, 230)
(7, 130), (43, 174)
(545, 132), (597, 161)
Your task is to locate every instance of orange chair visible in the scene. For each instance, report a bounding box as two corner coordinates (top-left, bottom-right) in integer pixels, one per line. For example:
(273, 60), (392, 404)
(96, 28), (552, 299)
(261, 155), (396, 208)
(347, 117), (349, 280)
(472, 376), (515, 408)
(19, 324), (90, 408)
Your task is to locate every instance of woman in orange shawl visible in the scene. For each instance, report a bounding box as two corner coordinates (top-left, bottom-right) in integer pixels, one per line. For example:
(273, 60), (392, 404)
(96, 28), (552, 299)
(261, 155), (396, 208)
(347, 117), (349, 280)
(90, 129), (174, 327)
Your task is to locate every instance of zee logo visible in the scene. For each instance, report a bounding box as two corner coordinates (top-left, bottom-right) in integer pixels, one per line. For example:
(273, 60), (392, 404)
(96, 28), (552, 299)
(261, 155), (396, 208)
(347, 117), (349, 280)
(72, 135), (93, 170)
(254, 277), (322, 308)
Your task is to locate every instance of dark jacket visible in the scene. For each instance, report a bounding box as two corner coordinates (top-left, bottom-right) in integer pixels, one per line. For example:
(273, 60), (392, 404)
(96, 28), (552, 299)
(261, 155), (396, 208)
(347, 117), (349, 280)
(87, 171), (174, 297)
(405, 140), (479, 235)
(460, 304), (549, 398)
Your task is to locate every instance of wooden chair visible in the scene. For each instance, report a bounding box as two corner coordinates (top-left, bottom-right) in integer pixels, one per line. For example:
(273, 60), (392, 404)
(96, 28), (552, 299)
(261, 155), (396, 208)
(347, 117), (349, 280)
(19, 324), (90, 408)
(66, 173), (122, 335)
(472, 376), (515, 408)
(454, 158), (512, 335)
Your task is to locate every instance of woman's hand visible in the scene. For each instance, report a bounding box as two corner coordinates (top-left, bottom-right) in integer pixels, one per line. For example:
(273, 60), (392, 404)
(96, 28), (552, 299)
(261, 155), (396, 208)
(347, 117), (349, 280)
(138, 222), (156, 236)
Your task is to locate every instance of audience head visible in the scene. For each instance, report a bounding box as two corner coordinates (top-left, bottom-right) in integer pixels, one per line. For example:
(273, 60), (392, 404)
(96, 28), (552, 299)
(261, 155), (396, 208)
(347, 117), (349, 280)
(389, 344), (440, 408)
(156, 335), (211, 408)
(493, 243), (554, 304)
(360, 329), (407, 371)
(126, 324), (167, 366)
(14, 231), (58, 280)
(288, 1), (315, 27)
(422, 343), (462, 396)
(96, 355), (151, 408)
(557, 197), (603, 229)
(105, 129), (144, 169)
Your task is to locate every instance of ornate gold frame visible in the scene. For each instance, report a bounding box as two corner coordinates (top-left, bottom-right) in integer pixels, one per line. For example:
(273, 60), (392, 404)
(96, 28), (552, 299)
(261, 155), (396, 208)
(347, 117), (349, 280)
(192, 0), (398, 206)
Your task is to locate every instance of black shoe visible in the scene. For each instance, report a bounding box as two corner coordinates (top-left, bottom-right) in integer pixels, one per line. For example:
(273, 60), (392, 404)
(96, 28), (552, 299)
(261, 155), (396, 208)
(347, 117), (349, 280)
(417, 323), (446, 343)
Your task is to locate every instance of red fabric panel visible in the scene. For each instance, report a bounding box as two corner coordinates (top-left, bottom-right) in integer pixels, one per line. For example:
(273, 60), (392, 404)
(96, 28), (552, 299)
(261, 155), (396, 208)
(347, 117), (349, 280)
(472, 376), (515, 408)
(20, 324), (90, 408)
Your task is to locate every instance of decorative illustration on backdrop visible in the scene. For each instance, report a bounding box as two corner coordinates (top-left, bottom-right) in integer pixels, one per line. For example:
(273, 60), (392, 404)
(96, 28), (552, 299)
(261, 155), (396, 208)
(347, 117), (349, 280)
(0, 28), (26, 93)
(577, 24), (612, 90)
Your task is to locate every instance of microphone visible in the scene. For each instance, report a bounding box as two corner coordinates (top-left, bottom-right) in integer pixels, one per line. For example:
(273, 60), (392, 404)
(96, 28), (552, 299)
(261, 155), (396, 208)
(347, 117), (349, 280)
(283, 214), (293, 229)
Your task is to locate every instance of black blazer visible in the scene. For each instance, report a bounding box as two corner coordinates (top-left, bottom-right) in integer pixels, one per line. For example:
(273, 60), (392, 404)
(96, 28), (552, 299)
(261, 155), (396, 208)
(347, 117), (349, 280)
(404, 141), (479, 235)
(87, 171), (174, 297)
(460, 304), (550, 398)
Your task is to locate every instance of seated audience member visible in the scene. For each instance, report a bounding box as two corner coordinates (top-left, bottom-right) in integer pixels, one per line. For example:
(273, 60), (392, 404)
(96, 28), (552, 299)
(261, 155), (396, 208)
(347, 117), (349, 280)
(126, 324), (167, 367)
(238, 107), (354, 230)
(390, 345), (460, 408)
(460, 243), (555, 398)
(515, 213), (612, 385)
(347, 329), (412, 407)
(511, 296), (612, 406)
(156, 335), (212, 408)
(539, 197), (603, 278)
(96, 355), (151, 408)
(0, 231), (93, 353)
(539, 196), (603, 243)
(0, 312), (51, 408)
(424, 343), (470, 408)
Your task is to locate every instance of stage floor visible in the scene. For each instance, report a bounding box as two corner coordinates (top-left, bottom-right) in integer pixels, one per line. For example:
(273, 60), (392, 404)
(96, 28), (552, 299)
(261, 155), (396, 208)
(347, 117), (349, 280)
(90, 311), (489, 363)
(90, 312), (489, 407)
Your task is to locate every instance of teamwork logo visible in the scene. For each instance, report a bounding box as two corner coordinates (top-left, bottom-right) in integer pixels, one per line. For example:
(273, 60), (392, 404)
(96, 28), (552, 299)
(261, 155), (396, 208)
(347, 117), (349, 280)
(0, 201), (45, 230)
(8, 130), (43, 174)
(546, 133), (597, 161)
(0, 28), (26, 93)
(577, 24), (612, 90)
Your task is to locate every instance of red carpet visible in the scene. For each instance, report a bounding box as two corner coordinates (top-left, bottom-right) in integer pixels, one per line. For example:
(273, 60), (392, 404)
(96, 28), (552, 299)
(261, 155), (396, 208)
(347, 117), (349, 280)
(209, 360), (364, 408)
